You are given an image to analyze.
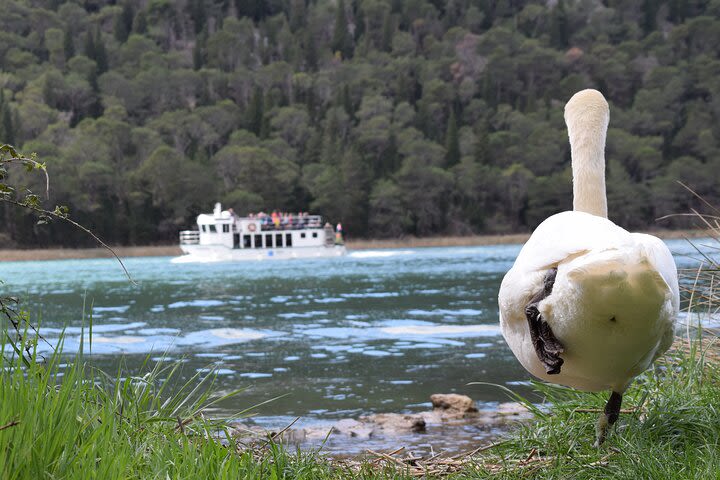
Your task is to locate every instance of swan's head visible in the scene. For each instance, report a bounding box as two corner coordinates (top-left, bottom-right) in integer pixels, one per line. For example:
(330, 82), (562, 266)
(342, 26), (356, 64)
(564, 89), (609, 138)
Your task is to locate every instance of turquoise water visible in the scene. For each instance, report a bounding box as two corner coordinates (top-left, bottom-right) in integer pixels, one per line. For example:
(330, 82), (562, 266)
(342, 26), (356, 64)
(0, 240), (708, 432)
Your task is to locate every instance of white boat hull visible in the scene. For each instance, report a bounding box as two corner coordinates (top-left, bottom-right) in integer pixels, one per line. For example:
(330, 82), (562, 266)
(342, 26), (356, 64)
(175, 244), (347, 263)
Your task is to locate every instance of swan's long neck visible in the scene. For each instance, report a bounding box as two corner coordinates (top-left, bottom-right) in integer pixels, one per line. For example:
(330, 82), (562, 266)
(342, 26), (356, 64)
(570, 125), (607, 218)
(565, 90), (610, 219)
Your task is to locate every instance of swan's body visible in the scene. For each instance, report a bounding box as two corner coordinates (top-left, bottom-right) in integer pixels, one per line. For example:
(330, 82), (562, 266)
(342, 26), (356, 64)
(499, 210), (678, 392)
(498, 89), (679, 444)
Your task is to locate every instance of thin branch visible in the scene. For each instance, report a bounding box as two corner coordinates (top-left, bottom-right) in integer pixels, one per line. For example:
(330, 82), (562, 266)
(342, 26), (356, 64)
(0, 198), (135, 285)
(1, 155), (50, 199)
(0, 420), (20, 431)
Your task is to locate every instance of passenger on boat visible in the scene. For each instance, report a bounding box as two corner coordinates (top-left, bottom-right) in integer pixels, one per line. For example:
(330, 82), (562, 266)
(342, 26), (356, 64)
(335, 223), (344, 245)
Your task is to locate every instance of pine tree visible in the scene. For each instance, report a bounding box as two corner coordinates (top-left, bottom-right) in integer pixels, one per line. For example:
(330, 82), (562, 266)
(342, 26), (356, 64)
(379, 131), (398, 176)
(0, 91), (13, 145)
(87, 68), (104, 119)
(550, 0), (569, 49)
(259, 91), (272, 139)
(474, 122), (490, 165)
(114, 3), (134, 43)
(289, 0), (306, 32)
(134, 11), (148, 34)
(354, 3), (365, 41)
(193, 30), (206, 71)
(445, 109), (460, 167)
(63, 29), (75, 61)
(189, 0), (207, 34)
(669, 0), (689, 22)
(304, 126), (323, 165)
(380, 12), (393, 52)
(331, 0), (353, 59)
(641, 0), (659, 33)
(84, 30), (95, 59)
(246, 87), (264, 135)
(94, 29), (108, 74)
(304, 29), (318, 71)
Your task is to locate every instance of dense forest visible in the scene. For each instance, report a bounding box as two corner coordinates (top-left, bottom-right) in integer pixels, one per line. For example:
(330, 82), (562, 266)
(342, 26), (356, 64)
(1, 0), (719, 246)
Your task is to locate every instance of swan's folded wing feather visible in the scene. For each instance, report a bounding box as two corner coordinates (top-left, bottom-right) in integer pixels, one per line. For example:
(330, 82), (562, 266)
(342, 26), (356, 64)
(631, 233), (680, 312)
(513, 211), (634, 273)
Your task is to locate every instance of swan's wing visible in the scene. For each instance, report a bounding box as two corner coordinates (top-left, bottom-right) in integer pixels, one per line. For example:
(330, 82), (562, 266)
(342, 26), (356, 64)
(630, 233), (680, 312)
(513, 211), (634, 273)
(499, 211), (632, 329)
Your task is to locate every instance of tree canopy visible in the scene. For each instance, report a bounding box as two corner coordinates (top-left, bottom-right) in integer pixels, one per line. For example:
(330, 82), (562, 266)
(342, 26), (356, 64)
(1, 0), (718, 246)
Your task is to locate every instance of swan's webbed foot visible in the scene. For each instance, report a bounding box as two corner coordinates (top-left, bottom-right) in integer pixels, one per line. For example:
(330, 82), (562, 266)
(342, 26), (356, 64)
(594, 391), (622, 447)
(525, 267), (564, 374)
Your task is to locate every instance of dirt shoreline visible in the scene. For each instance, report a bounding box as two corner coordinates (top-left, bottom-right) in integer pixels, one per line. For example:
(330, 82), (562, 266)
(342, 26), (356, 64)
(0, 229), (710, 262)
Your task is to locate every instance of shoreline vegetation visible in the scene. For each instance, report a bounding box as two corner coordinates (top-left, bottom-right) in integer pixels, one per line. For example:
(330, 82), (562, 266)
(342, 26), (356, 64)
(2, 324), (718, 478)
(0, 228), (711, 262)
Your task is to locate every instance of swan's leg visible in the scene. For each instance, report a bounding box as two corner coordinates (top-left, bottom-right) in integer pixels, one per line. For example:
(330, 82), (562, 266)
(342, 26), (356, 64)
(525, 267), (564, 374)
(594, 391), (623, 447)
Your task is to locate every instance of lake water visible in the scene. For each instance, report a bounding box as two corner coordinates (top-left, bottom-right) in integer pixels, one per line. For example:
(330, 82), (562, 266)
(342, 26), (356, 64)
(0, 240), (710, 439)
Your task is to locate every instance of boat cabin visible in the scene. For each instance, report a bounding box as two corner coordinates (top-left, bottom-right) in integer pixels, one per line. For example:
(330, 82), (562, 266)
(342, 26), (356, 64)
(179, 203), (336, 251)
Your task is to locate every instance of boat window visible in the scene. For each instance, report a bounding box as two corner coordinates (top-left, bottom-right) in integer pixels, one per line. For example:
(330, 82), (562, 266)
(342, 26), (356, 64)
(300, 233), (306, 238)
(265, 234), (273, 248)
(254, 234), (262, 248)
(275, 234), (283, 247)
(201, 225), (206, 232)
(223, 224), (230, 233)
(312, 232), (318, 238)
(286, 233), (292, 247)
(243, 235), (251, 248)
(209, 225), (217, 233)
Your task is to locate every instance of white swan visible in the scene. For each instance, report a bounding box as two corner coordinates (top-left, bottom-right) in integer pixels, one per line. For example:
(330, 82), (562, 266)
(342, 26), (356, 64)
(498, 89), (679, 445)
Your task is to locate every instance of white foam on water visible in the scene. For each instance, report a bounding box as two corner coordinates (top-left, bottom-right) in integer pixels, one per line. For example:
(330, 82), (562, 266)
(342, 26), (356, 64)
(379, 324), (500, 337)
(240, 372), (273, 379)
(465, 352), (487, 358)
(93, 305), (130, 313)
(348, 250), (414, 258)
(93, 335), (144, 344)
(168, 299), (226, 308)
(170, 255), (224, 264)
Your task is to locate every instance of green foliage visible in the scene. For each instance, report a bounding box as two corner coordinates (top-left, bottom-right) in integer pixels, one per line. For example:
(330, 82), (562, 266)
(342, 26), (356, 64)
(0, 334), (312, 479)
(2, 0), (719, 245)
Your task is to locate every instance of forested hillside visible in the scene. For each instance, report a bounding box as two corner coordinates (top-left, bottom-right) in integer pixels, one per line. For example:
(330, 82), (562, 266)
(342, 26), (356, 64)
(1, 0), (719, 246)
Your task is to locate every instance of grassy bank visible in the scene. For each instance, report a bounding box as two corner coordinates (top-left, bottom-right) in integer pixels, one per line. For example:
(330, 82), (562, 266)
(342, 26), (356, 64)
(1, 326), (718, 479)
(456, 335), (720, 478)
(0, 228), (711, 262)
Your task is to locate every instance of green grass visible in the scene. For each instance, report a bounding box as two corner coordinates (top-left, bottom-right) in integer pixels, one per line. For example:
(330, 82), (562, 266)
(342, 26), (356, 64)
(3, 330), (718, 480)
(0, 338), (330, 479)
(454, 333), (720, 479)
(0, 332), (425, 479)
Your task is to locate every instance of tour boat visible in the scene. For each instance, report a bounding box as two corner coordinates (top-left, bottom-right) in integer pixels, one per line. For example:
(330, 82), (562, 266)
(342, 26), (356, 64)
(177, 203), (347, 262)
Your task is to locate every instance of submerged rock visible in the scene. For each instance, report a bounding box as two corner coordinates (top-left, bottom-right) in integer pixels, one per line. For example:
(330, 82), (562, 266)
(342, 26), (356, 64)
(359, 413), (426, 433)
(430, 393), (479, 417)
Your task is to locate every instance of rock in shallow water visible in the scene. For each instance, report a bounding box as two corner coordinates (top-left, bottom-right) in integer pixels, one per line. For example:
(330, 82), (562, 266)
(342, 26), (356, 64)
(231, 393), (532, 452)
(358, 413), (426, 433)
(430, 393), (479, 417)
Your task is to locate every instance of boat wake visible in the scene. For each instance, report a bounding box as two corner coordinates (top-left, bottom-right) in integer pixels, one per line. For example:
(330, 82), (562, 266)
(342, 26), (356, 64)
(348, 250), (414, 259)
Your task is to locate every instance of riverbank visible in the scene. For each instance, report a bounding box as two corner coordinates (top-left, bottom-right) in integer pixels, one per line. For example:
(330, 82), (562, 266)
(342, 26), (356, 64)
(3, 331), (717, 479)
(0, 228), (710, 262)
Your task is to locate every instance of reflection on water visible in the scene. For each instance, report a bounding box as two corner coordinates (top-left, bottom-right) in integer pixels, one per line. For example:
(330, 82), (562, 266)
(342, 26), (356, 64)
(0, 240), (709, 434)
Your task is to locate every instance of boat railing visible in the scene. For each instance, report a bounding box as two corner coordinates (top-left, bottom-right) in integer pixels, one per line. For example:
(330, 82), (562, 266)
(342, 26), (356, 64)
(255, 215), (324, 231)
(179, 230), (200, 245)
